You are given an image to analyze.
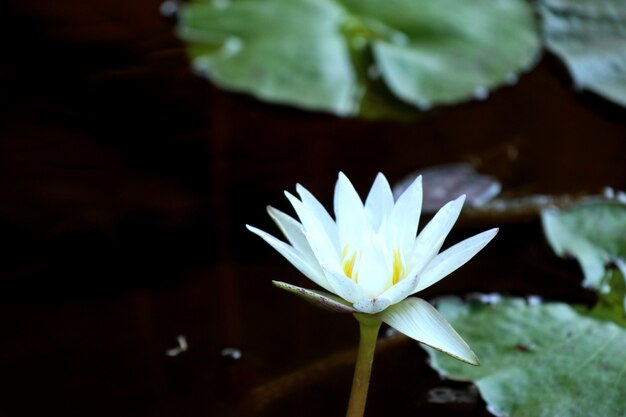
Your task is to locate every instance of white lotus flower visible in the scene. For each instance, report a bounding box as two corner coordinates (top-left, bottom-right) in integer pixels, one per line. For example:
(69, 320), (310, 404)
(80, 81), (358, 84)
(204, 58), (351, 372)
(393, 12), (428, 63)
(247, 172), (497, 364)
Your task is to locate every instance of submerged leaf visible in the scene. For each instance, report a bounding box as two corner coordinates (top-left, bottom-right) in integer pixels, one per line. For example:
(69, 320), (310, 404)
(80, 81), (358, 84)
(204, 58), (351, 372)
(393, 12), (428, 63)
(540, 0), (626, 107)
(178, 0), (539, 118)
(393, 164), (501, 213)
(427, 297), (626, 417)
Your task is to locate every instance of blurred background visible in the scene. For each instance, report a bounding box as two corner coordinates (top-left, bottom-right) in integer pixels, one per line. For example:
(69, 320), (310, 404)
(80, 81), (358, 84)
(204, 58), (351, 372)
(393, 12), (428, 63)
(0, 1), (625, 416)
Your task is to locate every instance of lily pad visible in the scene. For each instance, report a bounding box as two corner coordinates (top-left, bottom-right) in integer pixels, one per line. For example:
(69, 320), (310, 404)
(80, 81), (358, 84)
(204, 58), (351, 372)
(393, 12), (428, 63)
(541, 201), (626, 291)
(348, 0), (540, 108)
(177, 0), (540, 118)
(178, 0), (357, 115)
(427, 297), (626, 417)
(540, 0), (626, 107)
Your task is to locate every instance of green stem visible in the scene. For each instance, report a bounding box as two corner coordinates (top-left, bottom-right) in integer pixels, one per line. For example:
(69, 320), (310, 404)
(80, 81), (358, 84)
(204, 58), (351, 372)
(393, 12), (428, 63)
(345, 314), (382, 417)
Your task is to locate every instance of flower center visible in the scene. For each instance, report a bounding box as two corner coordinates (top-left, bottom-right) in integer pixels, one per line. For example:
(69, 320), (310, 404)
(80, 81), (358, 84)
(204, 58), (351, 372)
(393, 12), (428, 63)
(392, 249), (404, 285)
(341, 244), (405, 287)
(342, 245), (358, 282)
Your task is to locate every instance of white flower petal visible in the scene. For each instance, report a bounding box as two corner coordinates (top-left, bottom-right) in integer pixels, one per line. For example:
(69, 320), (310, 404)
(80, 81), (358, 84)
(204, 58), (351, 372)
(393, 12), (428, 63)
(296, 183), (340, 252)
(334, 172), (367, 249)
(379, 274), (419, 305)
(285, 192), (342, 273)
(272, 281), (356, 313)
(354, 239), (392, 298)
(250, 173), (497, 324)
(406, 195), (465, 278)
(415, 228), (499, 292)
(353, 297), (392, 314)
(387, 175), (423, 250)
(364, 173), (394, 230)
(246, 225), (332, 291)
(380, 297), (478, 365)
(323, 269), (368, 304)
(267, 206), (318, 265)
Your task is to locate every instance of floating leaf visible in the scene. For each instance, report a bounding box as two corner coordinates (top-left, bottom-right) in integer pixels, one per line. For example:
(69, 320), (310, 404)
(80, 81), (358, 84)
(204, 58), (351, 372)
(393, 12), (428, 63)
(349, 0), (540, 108)
(177, 0), (540, 118)
(427, 297), (626, 417)
(541, 201), (626, 290)
(178, 0), (357, 115)
(540, 0), (626, 107)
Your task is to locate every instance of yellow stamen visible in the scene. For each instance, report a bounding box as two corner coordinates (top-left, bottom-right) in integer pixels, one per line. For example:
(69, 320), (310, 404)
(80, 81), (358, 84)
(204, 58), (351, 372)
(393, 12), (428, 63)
(392, 249), (404, 285)
(342, 244), (350, 260)
(343, 252), (357, 280)
(342, 245), (358, 282)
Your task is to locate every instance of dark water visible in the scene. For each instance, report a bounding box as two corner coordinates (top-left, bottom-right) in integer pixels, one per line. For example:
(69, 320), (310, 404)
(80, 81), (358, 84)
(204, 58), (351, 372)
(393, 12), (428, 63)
(0, 1), (625, 416)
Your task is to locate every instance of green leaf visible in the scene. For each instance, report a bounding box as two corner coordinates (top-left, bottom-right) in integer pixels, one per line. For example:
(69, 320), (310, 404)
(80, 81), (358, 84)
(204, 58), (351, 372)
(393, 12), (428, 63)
(178, 0), (357, 115)
(541, 201), (626, 291)
(540, 0), (626, 107)
(427, 297), (626, 417)
(585, 267), (626, 326)
(348, 0), (540, 108)
(177, 0), (540, 118)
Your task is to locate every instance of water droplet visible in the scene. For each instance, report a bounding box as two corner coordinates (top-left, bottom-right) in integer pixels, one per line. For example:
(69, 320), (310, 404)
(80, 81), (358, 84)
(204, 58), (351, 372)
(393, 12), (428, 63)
(604, 186), (615, 199)
(487, 403), (507, 417)
(221, 347), (242, 360)
(222, 37), (243, 56)
(480, 292), (502, 304)
(505, 72), (518, 85)
(473, 86), (489, 101)
(192, 60), (211, 77)
(213, 0), (230, 8)
(616, 191), (626, 204)
(523, 52), (542, 73)
(159, 0), (179, 17)
(367, 65), (381, 80)
(526, 295), (543, 306)
(468, 292), (502, 304)
(416, 100), (431, 111)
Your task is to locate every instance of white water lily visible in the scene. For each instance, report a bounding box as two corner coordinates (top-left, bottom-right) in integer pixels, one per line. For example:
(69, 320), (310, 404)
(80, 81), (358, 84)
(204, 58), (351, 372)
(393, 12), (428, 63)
(247, 172), (497, 364)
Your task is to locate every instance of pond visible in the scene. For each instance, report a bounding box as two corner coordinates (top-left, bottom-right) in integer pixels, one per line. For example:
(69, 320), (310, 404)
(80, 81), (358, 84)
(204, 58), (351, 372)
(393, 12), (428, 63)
(0, 1), (625, 417)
